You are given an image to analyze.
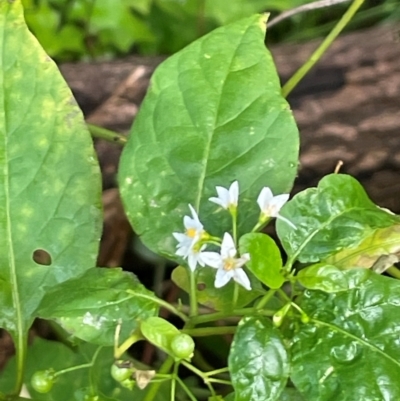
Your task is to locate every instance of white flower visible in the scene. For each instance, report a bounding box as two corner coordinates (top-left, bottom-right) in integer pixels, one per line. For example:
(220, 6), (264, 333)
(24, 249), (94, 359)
(201, 232), (251, 290)
(257, 187), (296, 229)
(173, 204), (206, 271)
(209, 181), (239, 210)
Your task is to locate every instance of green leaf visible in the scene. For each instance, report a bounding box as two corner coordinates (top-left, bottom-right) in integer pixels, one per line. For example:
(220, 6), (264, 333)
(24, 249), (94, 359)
(291, 269), (400, 400)
(36, 268), (158, 346)
(229, 316), (290, 401)
(277, 174), (399, 264)
(0, 0), (101, 343)
(296, 263), (349, 293)
(325, 224), (400, 271)
(239, 233), (285, 289)
(119, 14), (299, 263)
(140, 317), (180, 355)
(171, 266), (263, 311)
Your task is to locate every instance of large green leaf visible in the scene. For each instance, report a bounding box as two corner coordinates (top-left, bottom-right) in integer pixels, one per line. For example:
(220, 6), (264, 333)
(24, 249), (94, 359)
(119, 14), (299, 262)
(0, 0), (101, 349)
(291, 269), (400, 400)
(36, 268), (159, 346)
(276, 174), (399, 264)
(229, 316), (290, 401)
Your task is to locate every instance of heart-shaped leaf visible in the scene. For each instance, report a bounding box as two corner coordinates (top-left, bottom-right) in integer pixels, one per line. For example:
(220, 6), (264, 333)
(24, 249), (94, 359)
(119, 14), (299, 262)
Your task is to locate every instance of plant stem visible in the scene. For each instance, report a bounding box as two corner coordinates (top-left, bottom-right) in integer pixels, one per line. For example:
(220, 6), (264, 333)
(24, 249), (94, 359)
(189, 269), (199, 317)
(87, 123), (127, 146)
(208, 378), (232, 386)
(182, 326), (236, 337)
(281, 0), (365, 97)
(170, 362), (178, 401)
(176, 376), (197, 401)
(256, 289), (277, 310)
(387, 266), (400, 279)
(143, 357), (174, 401)
(181, 361), (217, 398)
(204, 367), (230, 377)
(127, 290), (188, 322)
(190, 307), (275, 325)
(232, 282), (239, 308)
(56, 346), (103, 377)
(13, 333), (27, 395)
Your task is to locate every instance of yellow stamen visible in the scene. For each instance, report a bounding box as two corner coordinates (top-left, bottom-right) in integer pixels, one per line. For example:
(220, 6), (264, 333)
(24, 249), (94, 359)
(186, 228), (197, 238)
(223, 258), (235, 271)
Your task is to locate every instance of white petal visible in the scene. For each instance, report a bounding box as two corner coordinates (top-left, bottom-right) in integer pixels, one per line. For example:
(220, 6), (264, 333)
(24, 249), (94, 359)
(209, 196), (226, 208)
(214, 268), (233, 288)
(229, 181), (239, 206)
(233, 268), (251, 290)
(176, 247), (188, 257)
(257, 187), (273, 212)
(234, 253), (250, 269)
(173, 232), (186, 242)
(188, 204), (202, 225)
(188, 253), (198, 271)
(269, 194), (290, 216)
(200, 252), (222, 269)
(220, 232), (236, 259)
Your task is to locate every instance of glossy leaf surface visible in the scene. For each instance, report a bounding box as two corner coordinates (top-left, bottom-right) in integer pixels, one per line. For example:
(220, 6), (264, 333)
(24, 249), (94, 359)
(296, 263), (349, 293)
(171, 266), (263, 311)
(0, 1), (101, 341)
(239, 233), (285, 289)
(229, 316), (290, 401)
(36, 268), (158, 346)
(291, 269), (400, 400)
(119, 14), (299, 263)
(277, 174), (399, 263)
(140, 317), (180, 355)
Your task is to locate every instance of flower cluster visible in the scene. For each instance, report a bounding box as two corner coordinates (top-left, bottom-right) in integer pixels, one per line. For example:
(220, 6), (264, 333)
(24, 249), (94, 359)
(173, 181), (292, 290)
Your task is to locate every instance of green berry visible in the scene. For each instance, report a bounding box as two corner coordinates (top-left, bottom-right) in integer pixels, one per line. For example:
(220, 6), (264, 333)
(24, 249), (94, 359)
(111, 362), (133, 382)
(170, 333), (195, 360)
(31, 369), (56, 393)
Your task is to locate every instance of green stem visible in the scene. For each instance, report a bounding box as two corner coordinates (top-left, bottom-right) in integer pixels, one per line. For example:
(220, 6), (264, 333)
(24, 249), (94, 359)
(182, 326), (236, 337)
(189, 269), (198, 317)
(127, 290), (188, 322)
(13, 333), (27, 395)
(386, 266), (400, 279)
(190, 307), (275, 325)
(170, 362), (178, 401)
(204, 367), (230, 377)
(176, 376), (197, 401)
(181, 361), (217, 398)
(143, 357), (174, 401)
(256, 289), (277, 310)
(87, 123), (127, 146)
(281, 0), (365, 97)
(56, 346), (103, 378)
(231, 209), (238, 245)
(232, 282), (239, 308)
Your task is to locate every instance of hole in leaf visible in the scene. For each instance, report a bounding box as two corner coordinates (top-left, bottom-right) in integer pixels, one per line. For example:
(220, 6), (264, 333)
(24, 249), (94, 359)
(32, 249), (52, 266)
(197, 283), (206, 291)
